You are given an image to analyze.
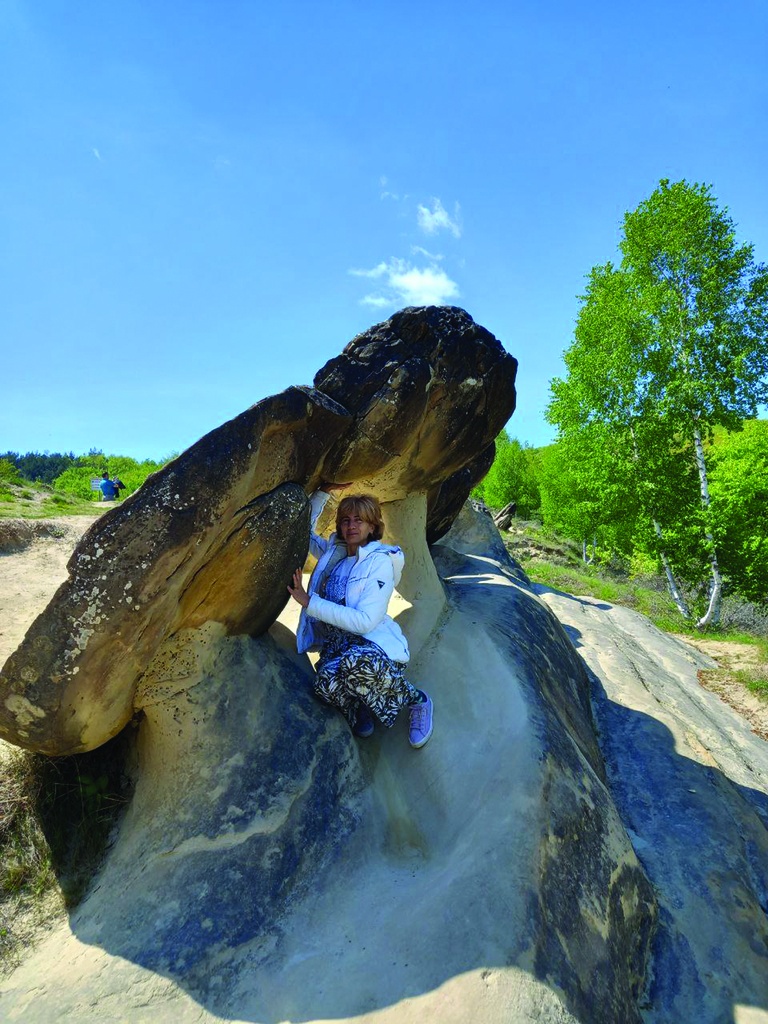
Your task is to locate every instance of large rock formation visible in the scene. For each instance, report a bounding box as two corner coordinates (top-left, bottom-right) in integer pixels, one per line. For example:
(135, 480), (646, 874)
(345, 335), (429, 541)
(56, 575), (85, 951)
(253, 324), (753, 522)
(0, 306), (515, 756)
(1, 307), (767, 1023)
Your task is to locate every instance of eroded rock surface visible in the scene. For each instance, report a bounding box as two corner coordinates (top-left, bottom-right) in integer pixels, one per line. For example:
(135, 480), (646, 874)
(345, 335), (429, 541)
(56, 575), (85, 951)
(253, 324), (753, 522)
(1, 503), (658, 1024)
(536, 587), (768, 1022)
(0, 306), (516, 754)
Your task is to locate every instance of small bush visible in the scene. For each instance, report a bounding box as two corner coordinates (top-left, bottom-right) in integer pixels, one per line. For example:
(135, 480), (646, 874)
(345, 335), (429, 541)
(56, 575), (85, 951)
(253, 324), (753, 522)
(718, 595), (768, 638)
(0, 460), (22, 485)
(628, 550), (661, 579)
(741, 667), (768, 699)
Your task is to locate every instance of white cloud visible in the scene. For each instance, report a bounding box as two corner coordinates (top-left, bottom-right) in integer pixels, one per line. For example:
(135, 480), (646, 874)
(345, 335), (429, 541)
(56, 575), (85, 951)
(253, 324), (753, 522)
(92, 147), (102, 161)
(411, 245), (443, 261)
(417, 198), (461, 238)
(350, 257), (460, 308)
(349, 262), (390, 280)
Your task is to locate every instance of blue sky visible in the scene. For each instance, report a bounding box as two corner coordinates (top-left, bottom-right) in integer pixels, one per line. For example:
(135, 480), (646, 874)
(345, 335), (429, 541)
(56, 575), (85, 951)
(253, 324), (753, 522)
(2, 0), (767, 461)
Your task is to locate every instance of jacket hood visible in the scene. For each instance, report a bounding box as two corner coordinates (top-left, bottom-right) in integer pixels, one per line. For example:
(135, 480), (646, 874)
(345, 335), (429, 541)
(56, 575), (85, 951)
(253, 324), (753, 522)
(331, 536), (404, 587)
(362, 540), (404, 587)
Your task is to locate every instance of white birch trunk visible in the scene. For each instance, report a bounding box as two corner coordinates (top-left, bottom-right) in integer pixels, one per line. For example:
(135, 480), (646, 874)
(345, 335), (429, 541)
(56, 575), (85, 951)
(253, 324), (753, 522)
(692, 422), (723, 628)
(653, 519), (691, 618)
(581, 540), (602, 565)
(581, 538), (596, 565)
(630, 422), (690, 618)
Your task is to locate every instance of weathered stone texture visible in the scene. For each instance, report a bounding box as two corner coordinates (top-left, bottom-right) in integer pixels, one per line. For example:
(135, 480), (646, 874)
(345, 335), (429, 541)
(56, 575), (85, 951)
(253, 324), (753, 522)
(0, 306), (516, 754)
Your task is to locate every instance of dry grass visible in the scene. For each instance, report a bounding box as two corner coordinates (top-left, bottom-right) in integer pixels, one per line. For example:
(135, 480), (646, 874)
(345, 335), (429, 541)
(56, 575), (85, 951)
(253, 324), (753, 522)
(0, 734), (134, 975)
(687, 639), (768, 741)
(0, 743), (64, 974)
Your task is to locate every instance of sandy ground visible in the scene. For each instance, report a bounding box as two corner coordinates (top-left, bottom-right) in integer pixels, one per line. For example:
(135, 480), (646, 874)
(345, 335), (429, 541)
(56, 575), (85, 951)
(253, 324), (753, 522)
(0, 516), (99, 670)
(673, 634), (768, 741)
(0, 517), (100, 970)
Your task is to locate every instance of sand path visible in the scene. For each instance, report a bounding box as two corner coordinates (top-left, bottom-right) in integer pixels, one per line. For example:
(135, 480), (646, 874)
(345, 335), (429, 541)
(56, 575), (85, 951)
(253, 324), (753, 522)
(0, 517), (99, 671)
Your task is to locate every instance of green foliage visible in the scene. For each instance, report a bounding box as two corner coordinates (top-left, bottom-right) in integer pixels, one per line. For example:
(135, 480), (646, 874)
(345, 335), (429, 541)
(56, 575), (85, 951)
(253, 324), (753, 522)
(546, 179), (768, 616)
(708, 419), (768, 602)
(628, 549), (662, 580)
(537, 428), (641, 556)
(472, 432), (541, 516)
(53, 453), (165, 501)
(516, 522), (768, 638)
(519, 550), (684, 632)
(0, 459), (22, 485)
(0, 452), (76, 485)
(621, 180), (768, 428)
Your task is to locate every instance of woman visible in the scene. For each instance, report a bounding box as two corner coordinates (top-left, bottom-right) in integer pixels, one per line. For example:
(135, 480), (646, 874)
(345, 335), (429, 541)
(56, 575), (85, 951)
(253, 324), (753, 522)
(287, 485), (433, 748)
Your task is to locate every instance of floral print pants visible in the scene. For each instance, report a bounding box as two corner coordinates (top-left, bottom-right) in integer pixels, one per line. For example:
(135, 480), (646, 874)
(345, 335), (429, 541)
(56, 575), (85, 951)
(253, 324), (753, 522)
(314, 625), (420, 728)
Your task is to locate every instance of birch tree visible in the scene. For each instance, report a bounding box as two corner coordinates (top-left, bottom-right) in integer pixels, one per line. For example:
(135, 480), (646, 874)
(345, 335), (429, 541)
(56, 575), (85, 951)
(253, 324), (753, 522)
(548, 180), (768, 625)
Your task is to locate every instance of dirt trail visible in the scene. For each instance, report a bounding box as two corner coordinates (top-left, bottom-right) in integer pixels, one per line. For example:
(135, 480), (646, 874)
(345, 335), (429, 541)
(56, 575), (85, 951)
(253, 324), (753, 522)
(672, 634), (768, 741)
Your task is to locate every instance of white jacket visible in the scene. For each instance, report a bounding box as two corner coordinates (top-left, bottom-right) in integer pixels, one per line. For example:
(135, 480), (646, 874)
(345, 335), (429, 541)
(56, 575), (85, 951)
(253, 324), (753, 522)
(296, 491), (410, 664)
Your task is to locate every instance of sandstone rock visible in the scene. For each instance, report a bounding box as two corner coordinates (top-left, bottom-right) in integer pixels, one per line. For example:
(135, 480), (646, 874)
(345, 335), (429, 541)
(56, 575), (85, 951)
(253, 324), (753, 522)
(9, 305), (763, 1022)
(2, 495), (766, 1023)
(0, 501), (657, 1024)
(0, 306), (516, 755)
(315, 305), (517, 508)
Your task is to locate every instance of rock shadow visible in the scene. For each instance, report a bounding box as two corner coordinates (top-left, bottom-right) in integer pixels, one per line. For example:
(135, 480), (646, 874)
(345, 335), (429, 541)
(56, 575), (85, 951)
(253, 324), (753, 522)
(4, 545), (767, 1024)
(585, 651), (768, 1022)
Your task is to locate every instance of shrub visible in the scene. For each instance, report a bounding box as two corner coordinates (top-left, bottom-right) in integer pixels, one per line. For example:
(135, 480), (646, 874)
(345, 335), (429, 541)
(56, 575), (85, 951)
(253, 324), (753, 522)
(0, 460), (22, 485)
(53, 454), (165, 502)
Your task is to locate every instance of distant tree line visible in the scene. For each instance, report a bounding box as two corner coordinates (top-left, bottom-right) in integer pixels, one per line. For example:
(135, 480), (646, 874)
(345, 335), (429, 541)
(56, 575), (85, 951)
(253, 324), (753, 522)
(0, 450), (171, 499)
(0, 451), (77, 484)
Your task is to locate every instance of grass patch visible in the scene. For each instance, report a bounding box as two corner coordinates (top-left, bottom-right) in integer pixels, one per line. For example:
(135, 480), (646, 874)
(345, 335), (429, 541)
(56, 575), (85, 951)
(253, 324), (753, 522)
(520, 558), (683, 632)
(0, 482), (100, 520)
(506, 516), (768, 735)
(0, 732), (134, 973)
(508, 520), (768, 640)
(738, 665), (768, 699)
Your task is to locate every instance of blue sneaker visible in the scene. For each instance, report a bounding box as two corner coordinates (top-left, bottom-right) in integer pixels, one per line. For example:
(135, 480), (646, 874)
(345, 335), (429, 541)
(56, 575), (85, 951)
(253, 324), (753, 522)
(353, 704), (375, 738)
(408, 692), (433, 748)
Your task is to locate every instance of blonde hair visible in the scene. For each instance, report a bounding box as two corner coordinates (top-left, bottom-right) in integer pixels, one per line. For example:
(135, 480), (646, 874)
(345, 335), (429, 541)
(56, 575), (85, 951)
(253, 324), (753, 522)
(336, 494), (384, 543)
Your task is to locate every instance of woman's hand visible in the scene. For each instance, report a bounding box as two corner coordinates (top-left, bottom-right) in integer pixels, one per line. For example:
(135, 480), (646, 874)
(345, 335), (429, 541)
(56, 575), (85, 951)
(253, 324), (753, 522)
(319, 481), (353, 493)
(287, 568), (311, 608)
